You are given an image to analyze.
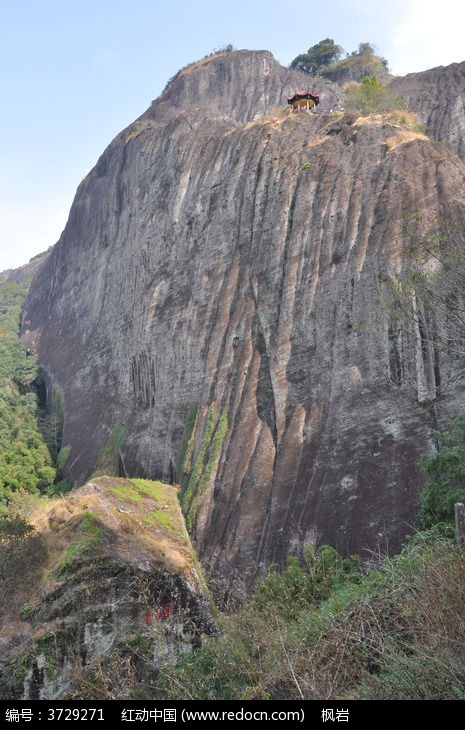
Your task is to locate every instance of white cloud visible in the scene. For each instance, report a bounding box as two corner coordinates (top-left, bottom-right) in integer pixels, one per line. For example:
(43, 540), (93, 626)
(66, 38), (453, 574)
(387, 0), (465, 75)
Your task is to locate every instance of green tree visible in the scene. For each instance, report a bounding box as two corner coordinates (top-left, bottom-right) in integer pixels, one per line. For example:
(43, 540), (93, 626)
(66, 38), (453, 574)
(419, 416), (465, 528)
(353, 42), (375, 56)
(0, 281), (56, 502)
(345, 75), (406, 114)
(290, 38), (343, 74)
(0, 513), (47, 604)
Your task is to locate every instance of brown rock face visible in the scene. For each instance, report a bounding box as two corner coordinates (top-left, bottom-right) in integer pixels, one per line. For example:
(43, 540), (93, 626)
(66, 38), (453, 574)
(21, 51), (465, 584)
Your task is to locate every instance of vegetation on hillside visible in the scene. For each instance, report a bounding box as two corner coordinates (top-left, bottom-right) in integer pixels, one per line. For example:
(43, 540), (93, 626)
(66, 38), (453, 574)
(158, 422), (465, 700)
(420, 415), (465, 528)
(345, 75), (406, 115)
(290, 39), (404, 117)
(290, 39), (388, 78)
(0, 282), (56, 503)
(156, 423), (465, 701)
(0, 513), (47, 611)
(156, 532), (464, 700)
(157, 413), (464, 701)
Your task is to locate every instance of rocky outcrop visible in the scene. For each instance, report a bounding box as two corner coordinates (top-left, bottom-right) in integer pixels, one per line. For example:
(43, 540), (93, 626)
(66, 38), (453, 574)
(321, 54), (390, 85)
(0, 477), (216, 699)
(21, 51), (465, 585)
(156, 50), (343, 121)
(390, 61), (465, 162)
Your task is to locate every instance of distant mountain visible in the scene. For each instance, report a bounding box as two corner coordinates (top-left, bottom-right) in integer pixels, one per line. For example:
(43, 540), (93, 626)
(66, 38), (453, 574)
(0, 250), (50, 285)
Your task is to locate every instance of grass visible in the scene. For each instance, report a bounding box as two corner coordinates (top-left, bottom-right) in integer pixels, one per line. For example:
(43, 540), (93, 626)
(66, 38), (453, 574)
(81, 512), (104, 540)
(55, 511), (104, 575)
(156, 532), (465, 700)
(128, 479), (184, 536)
(130, 478), (169, 501)
(140, 509), (180, 534)
(109, 484), (142, 503)
(19, 602), (39, 620)
(387, 110), (425, 133)
(109, 476), (176, 504)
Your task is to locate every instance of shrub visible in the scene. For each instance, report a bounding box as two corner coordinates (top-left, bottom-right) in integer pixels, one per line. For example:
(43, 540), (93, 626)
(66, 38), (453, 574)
(0, 514), (47, 608)
(253, 546), (360, 619)
(345, 75), (406, 115)
(157, 535), (465, 700)
(419, 415), (465, 528)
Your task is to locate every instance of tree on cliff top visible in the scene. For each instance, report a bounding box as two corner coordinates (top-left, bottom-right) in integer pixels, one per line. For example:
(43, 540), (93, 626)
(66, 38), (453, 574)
(290, 39), (388, 78)
(353, 42), (375, 57)
(290, 38), (343, 74)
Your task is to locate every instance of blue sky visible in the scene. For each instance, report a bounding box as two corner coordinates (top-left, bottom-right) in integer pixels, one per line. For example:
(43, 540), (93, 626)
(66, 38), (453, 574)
(1, 0), (464, 270)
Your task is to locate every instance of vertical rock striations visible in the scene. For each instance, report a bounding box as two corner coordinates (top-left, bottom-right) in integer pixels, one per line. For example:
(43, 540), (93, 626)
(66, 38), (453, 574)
(21, 51), (465, 584)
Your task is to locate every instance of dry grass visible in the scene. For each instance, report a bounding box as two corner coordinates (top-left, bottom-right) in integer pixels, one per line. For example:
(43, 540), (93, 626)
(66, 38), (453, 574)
(351, 111), (428, 151)
(157, 537), (465, 700)
(26, 476), (202, 590)
(177, 51), (230, 77)
(125, 121), (154, 145)
(385, 129), (428, 150)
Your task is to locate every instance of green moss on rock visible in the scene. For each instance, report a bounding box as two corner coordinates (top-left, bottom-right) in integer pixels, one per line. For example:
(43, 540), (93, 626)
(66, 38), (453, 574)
(182, 405), (228, 532)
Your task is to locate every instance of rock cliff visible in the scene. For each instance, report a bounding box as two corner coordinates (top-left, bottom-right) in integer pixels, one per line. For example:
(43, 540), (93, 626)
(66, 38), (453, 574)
(21, 50), (465, 584)
(390, 61), (465, 162)
(0, 477), (216, 699)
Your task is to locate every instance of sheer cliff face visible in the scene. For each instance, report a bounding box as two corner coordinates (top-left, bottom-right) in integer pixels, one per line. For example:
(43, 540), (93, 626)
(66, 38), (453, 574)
(22, 51), (465, 582)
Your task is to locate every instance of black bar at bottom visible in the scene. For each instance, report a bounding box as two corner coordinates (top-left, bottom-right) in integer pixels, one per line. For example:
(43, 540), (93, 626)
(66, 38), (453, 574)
(0, 699), (449, 726)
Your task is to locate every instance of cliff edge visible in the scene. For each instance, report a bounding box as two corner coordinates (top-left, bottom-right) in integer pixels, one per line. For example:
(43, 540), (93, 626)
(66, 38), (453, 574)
(0, 476), (216, 699)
